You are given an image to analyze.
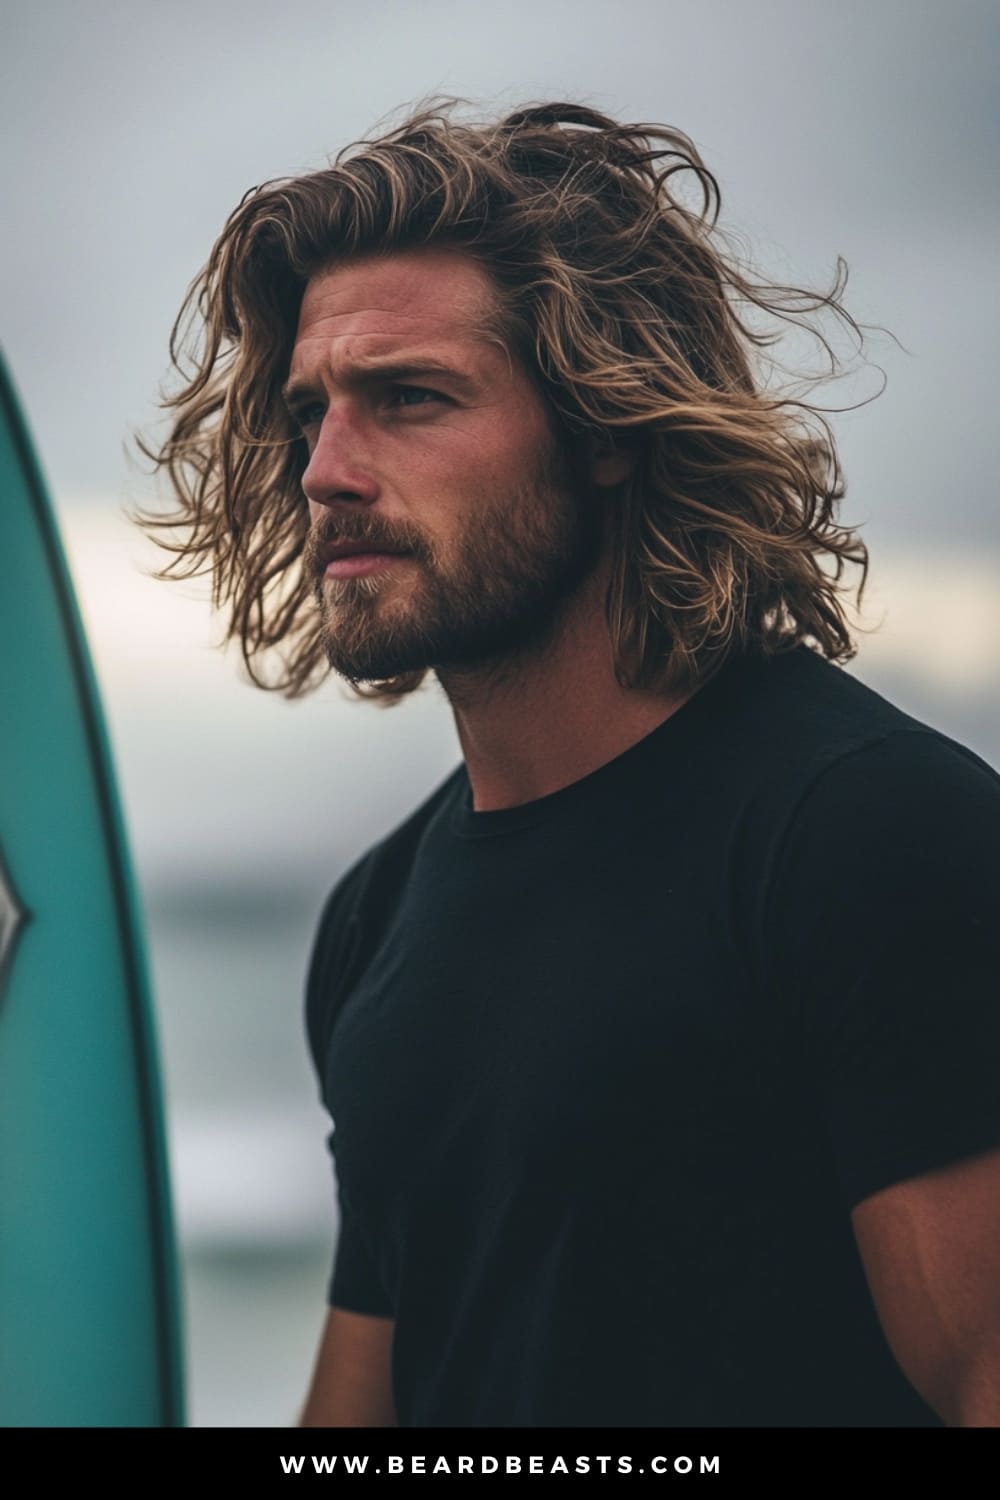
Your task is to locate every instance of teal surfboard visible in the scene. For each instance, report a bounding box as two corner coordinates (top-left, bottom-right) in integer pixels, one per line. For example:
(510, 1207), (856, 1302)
(0, 347), (185, 1426)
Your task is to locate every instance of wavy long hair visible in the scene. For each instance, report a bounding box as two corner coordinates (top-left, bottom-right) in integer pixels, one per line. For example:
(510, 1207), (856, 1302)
(130, 96), (883, 703)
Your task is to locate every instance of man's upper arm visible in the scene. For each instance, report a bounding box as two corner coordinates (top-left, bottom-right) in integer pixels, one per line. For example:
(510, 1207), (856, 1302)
(850, 1144), (1000, 1425)
(299, 1307), (397, 1427)
(762, 728), (1000, 1206)
(761, 729), (1000, 1419)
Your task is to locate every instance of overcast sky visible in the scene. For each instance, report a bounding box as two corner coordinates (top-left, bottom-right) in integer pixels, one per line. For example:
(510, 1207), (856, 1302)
(3, 0), (998, 882)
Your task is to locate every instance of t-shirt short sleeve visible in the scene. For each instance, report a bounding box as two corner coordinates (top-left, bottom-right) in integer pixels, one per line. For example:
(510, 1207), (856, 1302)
(304, 850), (374, 1086)
(762, 727), (1000, 1211)
(327, 1170), (395, 1317)
(305, 853), (395, 1316)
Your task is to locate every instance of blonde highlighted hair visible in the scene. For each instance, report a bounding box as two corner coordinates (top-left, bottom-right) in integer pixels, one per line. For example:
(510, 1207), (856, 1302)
(131, 96), (881, 702)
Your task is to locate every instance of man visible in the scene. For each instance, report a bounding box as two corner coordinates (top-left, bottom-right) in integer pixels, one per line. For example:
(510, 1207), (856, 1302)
(135, 99), (1000, 1428)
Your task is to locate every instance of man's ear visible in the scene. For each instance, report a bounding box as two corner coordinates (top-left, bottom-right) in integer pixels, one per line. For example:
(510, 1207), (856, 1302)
(588, 437), (638, 489)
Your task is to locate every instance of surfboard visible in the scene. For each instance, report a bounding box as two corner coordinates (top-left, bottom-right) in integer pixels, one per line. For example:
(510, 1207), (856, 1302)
(0, 347), (185, 1426)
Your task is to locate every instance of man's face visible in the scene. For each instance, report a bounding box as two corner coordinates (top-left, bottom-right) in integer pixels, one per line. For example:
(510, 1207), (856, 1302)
(290, 247), (608, 685)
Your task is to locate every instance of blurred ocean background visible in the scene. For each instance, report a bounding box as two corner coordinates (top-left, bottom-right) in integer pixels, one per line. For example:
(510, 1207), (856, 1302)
(4, 0), (998, 1425)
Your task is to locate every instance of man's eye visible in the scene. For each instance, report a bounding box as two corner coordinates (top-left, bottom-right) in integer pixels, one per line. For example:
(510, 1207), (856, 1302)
(388, 385), (443, 408)
(293, 403), (325, 429)
(290, 386), (444, 429)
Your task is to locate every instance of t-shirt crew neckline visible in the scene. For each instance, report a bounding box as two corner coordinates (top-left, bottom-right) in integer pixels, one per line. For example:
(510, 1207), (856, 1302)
(448, 644), (798, 840)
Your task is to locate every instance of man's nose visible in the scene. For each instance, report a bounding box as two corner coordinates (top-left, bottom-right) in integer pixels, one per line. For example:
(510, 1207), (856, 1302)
(301, 408), (381, 518)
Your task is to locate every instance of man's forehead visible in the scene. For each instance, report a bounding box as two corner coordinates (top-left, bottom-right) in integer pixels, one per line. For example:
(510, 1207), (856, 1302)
(295, 249), (501, 346)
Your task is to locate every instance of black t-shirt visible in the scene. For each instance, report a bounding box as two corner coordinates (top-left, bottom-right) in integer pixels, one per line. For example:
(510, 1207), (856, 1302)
(304, 642), (1000, 1427)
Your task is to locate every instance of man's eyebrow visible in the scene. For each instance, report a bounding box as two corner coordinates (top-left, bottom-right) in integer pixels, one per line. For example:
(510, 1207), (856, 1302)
(280, 357), (480, 409)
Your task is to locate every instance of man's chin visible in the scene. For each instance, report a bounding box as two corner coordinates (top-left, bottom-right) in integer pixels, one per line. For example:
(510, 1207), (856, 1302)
(317, 580), (578, 683)
(320, 630), (432, 683)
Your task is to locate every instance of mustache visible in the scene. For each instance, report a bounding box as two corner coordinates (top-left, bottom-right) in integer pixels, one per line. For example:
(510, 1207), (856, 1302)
(302, 513), (427, 581)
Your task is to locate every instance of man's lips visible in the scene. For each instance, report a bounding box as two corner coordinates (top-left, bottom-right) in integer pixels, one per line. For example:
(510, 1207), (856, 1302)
(321, 540), (411, 563)
(320, 541), (414, 581)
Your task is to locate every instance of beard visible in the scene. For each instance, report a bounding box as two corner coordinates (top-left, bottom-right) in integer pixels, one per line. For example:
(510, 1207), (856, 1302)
(301, 439), (607, 688)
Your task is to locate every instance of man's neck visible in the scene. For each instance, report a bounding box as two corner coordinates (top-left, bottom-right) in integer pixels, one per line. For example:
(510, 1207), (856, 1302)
(435, 566), (699, 814)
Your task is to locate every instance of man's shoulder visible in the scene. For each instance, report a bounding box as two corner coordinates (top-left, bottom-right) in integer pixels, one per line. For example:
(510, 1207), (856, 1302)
(705, 649), (1000, 970)
(736, 644), (939, 749)
(312, 760), (464, 947)
(344, 762), (463, 892)
(756, 712), (1000, 999)
(304, 763), (463, 1072)
(767, 720), (1000, 890)
(721, 644), (999, 806)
